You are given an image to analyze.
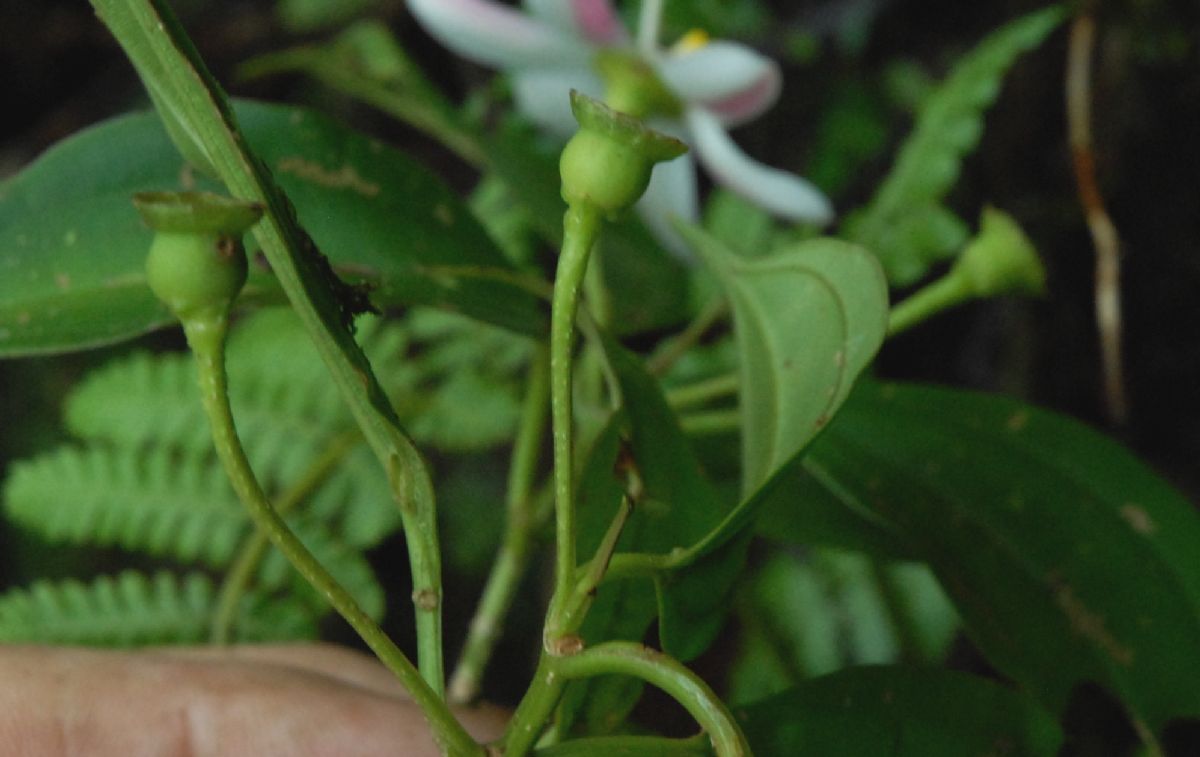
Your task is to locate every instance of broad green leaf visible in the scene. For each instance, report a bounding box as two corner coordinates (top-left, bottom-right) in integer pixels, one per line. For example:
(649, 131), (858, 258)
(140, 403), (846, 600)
(0, 100), (544, 356)
(807, 381), (1200, 733)
(681, 225), (888, 494)
(752, 452), (912, 560)
(735, 666), (1063, 756)
(842, 6), (1065, 285)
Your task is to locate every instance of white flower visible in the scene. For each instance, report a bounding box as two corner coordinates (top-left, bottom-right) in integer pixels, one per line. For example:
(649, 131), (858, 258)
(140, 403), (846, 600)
(407, 0), (833, 256)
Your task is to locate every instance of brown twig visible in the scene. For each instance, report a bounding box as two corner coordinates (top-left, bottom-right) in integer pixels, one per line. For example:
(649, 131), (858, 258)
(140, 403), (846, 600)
(1066, 11), (1128, 424)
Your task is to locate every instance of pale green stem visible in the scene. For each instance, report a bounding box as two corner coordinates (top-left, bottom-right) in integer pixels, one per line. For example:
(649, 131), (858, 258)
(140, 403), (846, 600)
(449, 347), (550, 704)
(638, 0), (665, 53)
(91, 0), (446, 696)
(666, 373), (738, 410)
(887, 272), (970, 337)
(555, 643), (747, 757)
(210, 430), (358, 644)
(679, 409), (741, 436)
(183, 315), (478, 756)
(547, 203), (602, 639)
(646, 297), (728, 376)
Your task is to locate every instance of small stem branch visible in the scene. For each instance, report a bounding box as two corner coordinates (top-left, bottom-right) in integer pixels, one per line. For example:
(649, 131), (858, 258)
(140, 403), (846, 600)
(184, 317), (477, 755)
(553, 642), (749, 757)
(666, 373), (738, 411)
(647, 297), (728, 376)
(1066, 10), (1127, 424)
(547, 204), (602, 639)
(449, 347), (551, 704)
(638, 0), (665, 54)
(210, 430), (358, 644)
(887, 273), (970, 337)
(679, 409), (741, 436)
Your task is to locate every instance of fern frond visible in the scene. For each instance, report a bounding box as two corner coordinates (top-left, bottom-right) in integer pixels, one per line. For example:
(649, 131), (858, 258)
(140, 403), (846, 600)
(0, 571), (315, 646)
(3, 445), (246, 565)
(844, 6), (1066, 285)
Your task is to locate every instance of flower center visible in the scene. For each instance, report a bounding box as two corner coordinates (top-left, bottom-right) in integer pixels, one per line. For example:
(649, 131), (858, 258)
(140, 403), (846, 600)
(671, 29), (711, 55)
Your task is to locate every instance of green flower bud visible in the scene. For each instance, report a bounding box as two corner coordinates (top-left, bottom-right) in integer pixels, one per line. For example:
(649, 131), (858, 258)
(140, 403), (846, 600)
(952, 206), (1046, 298)
(134, 191), (263, 322)
(559, 91), (687, 215)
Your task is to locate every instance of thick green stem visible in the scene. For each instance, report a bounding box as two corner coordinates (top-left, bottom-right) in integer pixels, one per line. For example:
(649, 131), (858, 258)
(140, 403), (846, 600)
(184, 316), (478, 756)
(887, 272), (970, 337)
(547, 203), (602, 640)
(211, 431), (358, 644)
(554, 643), (748, 757)
(449, 347), (551, 704)
(92, 0), (445, 696)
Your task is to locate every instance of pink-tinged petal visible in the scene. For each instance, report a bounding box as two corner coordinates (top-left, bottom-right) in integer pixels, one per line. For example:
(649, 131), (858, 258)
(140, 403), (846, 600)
(512, 67), (604, 136)
(524, 0), (627, 45)
(407, 0), (588, 69)
(656, 41), (781, 124)
(636, 150), (700, 262)
(685, 108), (833, 224)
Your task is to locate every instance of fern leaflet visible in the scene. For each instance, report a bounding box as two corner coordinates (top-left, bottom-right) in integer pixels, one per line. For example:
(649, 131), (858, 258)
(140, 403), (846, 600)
(843, 6), (1065, 285)
(0, 571), (315, 646)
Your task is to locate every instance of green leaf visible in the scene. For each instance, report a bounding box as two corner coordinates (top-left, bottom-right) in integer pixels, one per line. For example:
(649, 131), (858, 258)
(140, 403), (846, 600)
(807, 381), (1200, 732)
(681, 225), (888, 494)
(0, 571), (315, 646)
(735, 666), (1063, 756)
(0, 100), (544, 356)
(842, 6), (1065, 285)
(600, 337), (737, 661)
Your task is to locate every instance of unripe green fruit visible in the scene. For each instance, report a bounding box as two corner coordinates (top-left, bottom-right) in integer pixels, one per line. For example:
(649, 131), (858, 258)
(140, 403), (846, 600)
(134, 191), (262, 322)
(560, 130), (655, 213)
(145, 231), (248, 321)
(559, 91), (686, 216)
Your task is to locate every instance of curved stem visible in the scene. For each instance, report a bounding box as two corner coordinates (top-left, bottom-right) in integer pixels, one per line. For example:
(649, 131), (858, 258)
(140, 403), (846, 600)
(210, 430), (358, 644)
(92, 0), (446, 696)
(449, 347), (551, 704)
(183, 316), (479, 756)
(534, 734), (712, 756)
(886, 272), (969, 337)
(547, 204), (602, 640)
(554, 643), (748, 757)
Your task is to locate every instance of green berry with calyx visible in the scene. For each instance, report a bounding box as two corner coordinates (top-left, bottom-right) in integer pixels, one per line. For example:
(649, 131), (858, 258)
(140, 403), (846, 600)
(559, 90), (687, 216)
(952, 206), (1046, 299)
(134, 191), (263, 323)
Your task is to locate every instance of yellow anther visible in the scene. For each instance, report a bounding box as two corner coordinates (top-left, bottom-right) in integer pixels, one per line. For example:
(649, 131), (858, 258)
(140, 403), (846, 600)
(672, 28), (710, 55)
